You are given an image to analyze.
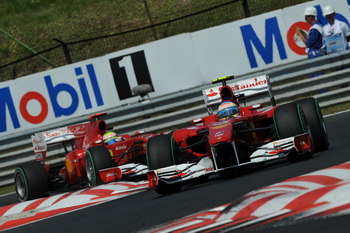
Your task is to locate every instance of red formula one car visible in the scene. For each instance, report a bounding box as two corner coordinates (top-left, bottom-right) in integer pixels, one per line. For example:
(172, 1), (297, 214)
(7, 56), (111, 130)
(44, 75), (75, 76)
(14, 112), (157, 201)
(146, 75), (329, 194)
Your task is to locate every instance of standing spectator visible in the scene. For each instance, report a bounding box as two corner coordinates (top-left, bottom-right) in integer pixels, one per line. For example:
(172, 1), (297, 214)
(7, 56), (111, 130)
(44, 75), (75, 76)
(296, 6), (324, 59)
(322, 5), (350, 54)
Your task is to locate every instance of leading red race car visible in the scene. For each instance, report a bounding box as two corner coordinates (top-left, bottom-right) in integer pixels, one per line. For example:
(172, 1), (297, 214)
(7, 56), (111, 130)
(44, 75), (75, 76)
(146, 75), (329, 194)
(14, 112), (157, 201)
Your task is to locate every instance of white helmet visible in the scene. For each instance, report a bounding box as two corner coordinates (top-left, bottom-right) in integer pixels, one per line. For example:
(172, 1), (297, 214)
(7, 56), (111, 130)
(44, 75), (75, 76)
(323, 5), (335, 16)
(304, 6), (317, 16)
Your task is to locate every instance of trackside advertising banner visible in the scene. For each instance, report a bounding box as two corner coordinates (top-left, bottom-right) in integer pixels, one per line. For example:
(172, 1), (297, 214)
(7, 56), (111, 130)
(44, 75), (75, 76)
(0, 0), (349, 136)
(192, 0), (350, 79)
(0, 35), (202, 136)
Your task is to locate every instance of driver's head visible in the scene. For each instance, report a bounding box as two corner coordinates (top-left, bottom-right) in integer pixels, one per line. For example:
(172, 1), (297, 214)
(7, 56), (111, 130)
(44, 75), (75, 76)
(217, 101), (239, 120)
(103, 131), (120, 145)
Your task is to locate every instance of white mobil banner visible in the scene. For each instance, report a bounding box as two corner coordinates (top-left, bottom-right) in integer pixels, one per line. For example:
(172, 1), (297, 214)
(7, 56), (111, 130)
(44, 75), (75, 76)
(0, 58), (118, 136)
(192, 0), (350, 80)
(0, 34), (202, 136)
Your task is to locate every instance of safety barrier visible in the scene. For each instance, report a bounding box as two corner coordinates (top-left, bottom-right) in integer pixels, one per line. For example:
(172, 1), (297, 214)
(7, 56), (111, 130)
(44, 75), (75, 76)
(1, 50), (350, 188)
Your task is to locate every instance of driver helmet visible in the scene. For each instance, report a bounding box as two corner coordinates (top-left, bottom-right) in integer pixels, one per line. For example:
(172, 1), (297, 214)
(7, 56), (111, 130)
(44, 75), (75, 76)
(103, 131), (123, 145)
(217, 101), (239, 119)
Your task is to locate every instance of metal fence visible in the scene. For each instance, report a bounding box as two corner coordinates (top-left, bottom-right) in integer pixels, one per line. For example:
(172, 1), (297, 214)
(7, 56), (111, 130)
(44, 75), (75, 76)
(0, 0), (310, 81)
(1, 50), (350, 188)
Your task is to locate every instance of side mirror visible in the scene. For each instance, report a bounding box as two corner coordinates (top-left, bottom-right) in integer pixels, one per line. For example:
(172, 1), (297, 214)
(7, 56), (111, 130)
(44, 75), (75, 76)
(192, 118), (205, 125)
(135, 130), (145, 136)
(248, 104), (263, 110)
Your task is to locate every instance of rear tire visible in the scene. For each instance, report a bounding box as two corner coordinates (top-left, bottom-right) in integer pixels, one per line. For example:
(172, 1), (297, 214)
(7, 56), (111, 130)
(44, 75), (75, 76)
(273, 103), (313, 162)
(85, 146), (114, 187)
(14, 161), (49, 202)
(146, 135), (181, 194)
(295, 97), (329, 152)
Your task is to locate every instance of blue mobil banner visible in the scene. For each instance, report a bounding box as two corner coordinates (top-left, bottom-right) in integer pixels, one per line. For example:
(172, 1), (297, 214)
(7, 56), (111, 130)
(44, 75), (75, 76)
(192, 0), (350, 80)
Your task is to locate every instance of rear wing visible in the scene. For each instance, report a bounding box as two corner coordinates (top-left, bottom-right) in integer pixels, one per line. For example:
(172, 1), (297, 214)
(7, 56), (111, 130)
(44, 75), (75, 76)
(32, 122), (90, 153)
(202, 74), (276, 114)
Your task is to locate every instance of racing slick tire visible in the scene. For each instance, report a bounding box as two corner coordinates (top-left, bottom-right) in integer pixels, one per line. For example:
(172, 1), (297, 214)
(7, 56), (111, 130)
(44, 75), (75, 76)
(295, 97), (329, 152)
(146, 135), (181, 194)
(86, 146), (114, 187)
(273, 102), (313, 162)
(14, 161), (50, 202)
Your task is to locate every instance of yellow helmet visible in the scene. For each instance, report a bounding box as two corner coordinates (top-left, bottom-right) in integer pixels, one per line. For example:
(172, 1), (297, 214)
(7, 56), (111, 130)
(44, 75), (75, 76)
(103, 132), (120, 145)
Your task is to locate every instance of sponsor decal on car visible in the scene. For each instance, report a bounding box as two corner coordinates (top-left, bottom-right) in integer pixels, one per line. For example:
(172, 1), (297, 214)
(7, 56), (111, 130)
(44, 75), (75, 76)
(115, 145), (127, 151)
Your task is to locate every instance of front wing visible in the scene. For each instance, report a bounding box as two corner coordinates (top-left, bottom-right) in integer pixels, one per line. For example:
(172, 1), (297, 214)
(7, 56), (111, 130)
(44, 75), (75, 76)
(119, 163), (148, 179)
(147, 133), (312, 188)
(99, 163), (148, 183)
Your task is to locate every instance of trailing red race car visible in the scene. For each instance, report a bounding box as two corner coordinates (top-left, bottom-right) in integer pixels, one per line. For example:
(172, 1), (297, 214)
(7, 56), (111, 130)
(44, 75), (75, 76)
(14, 112), (157, 201)
(146, 75), (329, 194)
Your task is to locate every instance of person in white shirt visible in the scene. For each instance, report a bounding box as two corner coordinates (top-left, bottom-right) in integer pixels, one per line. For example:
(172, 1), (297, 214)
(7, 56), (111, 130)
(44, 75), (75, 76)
(322, 5), (350, 54)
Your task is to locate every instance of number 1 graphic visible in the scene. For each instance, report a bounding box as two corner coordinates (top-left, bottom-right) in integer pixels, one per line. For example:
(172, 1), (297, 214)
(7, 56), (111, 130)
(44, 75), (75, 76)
(109, 51), (154, 100)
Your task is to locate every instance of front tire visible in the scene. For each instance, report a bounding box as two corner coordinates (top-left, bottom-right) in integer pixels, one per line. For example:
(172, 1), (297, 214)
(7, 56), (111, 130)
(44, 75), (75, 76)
(273, 102), (313, 162)
(295, 97), (329, 152)
(14, 161), (50, 202)
(274, 102), (306, 139)
(146, 135), (181, 194)
(85, 146), (113, 187)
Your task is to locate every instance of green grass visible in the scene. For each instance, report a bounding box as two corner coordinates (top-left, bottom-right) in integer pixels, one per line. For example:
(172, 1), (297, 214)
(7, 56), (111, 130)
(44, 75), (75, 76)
(322, 102), (350, 116)
(0, 0), (309, 74)
(0, 185), (14, 196)
(0, 0), (230, 64)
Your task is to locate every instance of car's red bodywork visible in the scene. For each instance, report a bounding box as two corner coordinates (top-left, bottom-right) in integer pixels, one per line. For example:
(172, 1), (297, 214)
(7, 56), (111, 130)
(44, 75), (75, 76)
(172, 104), (278, 160)
(32, 113), (156, 187)
(146, 75), (322, 194)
